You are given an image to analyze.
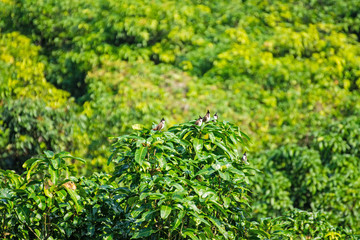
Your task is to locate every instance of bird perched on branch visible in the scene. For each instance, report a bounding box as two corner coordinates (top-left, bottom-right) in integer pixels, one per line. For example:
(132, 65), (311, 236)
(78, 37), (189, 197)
(195, 116), (203, 126)
(213, 112), (218, 121)
(242, 152), (249, 165)
(153, 118), (165, 131)
(203, 110), (210, 123)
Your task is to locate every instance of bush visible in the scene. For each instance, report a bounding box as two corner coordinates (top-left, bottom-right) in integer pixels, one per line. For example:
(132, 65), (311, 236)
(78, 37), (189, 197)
(250, 115), (360, 232)
(1, 120), (356, 239)
(0, 98), (84, 171)
(0, 151), (85, 239)
(108, 120), (251, 239)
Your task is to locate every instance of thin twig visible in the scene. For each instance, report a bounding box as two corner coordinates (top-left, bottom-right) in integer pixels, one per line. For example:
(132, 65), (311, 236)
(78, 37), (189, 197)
(14, 208), (41, 240)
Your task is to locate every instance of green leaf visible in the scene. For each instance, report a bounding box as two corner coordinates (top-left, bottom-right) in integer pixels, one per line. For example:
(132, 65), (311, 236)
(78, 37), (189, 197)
(251, 229), (271, 238)
(219, 171), (230, 181)
(228, 167), (245, 177)
(22, 157), (38, 169)
(182, 229), (199, 240)
(180, 139), (191, 147)
(17, 206), (30, 224)
(193, 138), (203, 154)
(223, 196), (231, 208)
(240, 131), (251, 142)
(229, 133), (238, 145)
(135, 147), (148, 165)
(107, 152), (115, 165)
(187, 200), (201, 213)
(195, 168), (215, 177)
(160, 205), (172, 219)
(35, 229), (41, 238)
(44, 150), (55, 159)
(64, 212), (73, 221)
(214, 142), (234, 160)
(132, 228), (155, 239)
(189, 212), (211, 226)
(0, 188), (13, 200)
(64, 188), (83, 213)
(59, 155), (86, 163)
(209, 216), (229, 239)
(87, 225), (95, 237)
(26, 159), (43, 181)
(148, 193), (165, 200)
(49, 166), (59, 185)
(182, 130), (193, 140)
(126, 135), (145, 141)
(208, 132), (216, 143)
(204, 143), (212, 150)
(136, 139), (146, 147)
(131, 206), (146, 218)
(50, 158), (59, 169)
(34, 195), (47, 211)
(171, 210), (185, 232)
(164, 132), (178, 141)
(135, 210), (157, 223)
(56, 189), (67, 201)
(203, 227), (214, 238)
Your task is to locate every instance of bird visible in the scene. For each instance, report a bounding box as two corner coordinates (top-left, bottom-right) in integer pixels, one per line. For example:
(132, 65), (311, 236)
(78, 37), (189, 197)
(203, 110), (210, 123)
(153, 118), (165, 131)
(213, 112), (218, 121)
(195, 116), (203, 126)
(242, 152), (249, 165)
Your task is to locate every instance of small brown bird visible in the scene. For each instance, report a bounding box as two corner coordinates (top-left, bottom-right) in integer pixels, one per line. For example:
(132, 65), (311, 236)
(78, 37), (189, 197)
(242, 152), (249, 165)
(195, 116), (203, 126)
(153, 118), (165, 131)
(203, 110), (210, 123)
(213, 112), (218, 121)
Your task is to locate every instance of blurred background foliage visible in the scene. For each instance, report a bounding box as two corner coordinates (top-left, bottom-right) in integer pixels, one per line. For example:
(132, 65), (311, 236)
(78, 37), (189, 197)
(0, 0), (360, 234)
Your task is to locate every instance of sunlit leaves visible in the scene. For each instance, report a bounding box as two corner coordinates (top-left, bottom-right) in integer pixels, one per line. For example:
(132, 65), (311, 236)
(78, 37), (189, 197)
(109, 120), (252, 238)
(160, 205), (172, 219)
(0, 0), (360, 237)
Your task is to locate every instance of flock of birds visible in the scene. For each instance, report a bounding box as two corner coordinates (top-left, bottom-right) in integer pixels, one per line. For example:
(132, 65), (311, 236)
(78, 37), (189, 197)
(151, 110), (249, 165)
(194, 110), (217, 126)
(152, 110), (216, 131)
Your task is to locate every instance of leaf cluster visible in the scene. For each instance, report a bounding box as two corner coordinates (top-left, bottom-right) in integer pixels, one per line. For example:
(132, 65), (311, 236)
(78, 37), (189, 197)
(109, 120), (252, 239)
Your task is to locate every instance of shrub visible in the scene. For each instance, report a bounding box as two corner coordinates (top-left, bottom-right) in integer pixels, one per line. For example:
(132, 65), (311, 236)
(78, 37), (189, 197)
(108, 120), (252, 239)
(1, 120), (356, 239)
(0, 99), (84, 171)
(0, 151), (85, 239)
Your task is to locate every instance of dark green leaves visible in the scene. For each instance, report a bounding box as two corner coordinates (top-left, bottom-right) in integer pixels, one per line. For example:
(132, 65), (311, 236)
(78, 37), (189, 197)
(132, 228), (156, 239)
(2, 117), (356, 239)
(171, 210), (185, 232)
(34, 195), (47, 211)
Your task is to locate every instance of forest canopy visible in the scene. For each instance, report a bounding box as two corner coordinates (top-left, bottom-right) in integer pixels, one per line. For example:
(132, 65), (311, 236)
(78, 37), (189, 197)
(0, 0), (360, 239)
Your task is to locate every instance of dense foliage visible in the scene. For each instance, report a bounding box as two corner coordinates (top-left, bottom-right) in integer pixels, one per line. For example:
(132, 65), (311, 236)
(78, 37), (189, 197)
(1, 123), (356, 239)
(1, 0), (360, 238)
(108, 121), (252, 239)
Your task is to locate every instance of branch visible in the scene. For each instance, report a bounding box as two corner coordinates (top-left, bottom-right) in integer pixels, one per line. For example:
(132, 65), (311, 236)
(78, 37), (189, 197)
(14, 208), (41, 240)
